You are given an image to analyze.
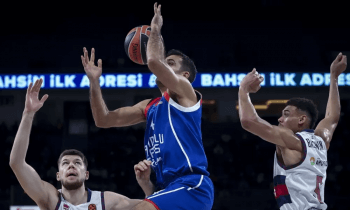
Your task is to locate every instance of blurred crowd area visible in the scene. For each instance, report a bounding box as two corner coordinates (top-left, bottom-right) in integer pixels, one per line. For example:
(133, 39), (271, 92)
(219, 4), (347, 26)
(1, 112), (349, 210)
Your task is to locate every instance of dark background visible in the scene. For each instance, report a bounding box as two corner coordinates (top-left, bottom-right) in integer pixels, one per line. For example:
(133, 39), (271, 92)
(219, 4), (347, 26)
(1, 1), (350, 209)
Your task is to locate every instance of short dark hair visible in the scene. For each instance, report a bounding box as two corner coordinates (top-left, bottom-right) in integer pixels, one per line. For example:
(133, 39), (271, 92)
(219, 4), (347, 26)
(286, 98), (319, 129)
(166, 49), (197, 83)
(57, 149), (88, 169)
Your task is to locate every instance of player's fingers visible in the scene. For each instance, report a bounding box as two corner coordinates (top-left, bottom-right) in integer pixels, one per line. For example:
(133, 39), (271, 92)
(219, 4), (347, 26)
(27, 82), (33, 94)
(341, 55), (347, 65)
(40, 94), (49, 103)
(134, 165), (143, 172)
(90, 48), (95, 63)
(84, 47), (89, 64)
(32, 79), (41, 92)
(98, 59), (102, 68)
(81, 55), (86, 67)
(135, 164), (145, 171)
(38, 78), (44, 92)
(334, 52), (342, 62)
(158, 4), (161, 15)
(135, 170), (141, 178)
(139, 161), (148, 170)
(259, 75), (264, 83)
(251, 68), (257, 74)
(144, 160), (152, 166)
(154, 2), (157, 14)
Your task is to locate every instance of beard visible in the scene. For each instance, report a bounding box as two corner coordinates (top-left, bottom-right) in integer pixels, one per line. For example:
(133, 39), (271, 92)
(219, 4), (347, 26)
(61, 177), (85, 190)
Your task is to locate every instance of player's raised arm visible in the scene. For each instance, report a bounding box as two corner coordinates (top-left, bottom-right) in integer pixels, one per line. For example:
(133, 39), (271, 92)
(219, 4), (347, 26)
(146, 3), (194, 97)
(238, 69), (303, 151)
(81, 47), (151, 128)
(315, 53), (347, 150)
(9, 79), (58, 209)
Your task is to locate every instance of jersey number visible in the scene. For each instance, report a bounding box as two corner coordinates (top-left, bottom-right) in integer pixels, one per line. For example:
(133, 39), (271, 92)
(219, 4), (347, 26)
(314, 175), (323, 203)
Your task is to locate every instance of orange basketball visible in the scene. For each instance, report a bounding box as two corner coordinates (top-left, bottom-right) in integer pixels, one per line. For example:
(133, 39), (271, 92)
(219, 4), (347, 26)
(124, 25), (151, 65)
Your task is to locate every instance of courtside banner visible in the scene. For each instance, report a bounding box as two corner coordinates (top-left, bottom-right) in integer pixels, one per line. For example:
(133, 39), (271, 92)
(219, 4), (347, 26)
(0, 72), (349, 89)
(10, 206), (40, 210)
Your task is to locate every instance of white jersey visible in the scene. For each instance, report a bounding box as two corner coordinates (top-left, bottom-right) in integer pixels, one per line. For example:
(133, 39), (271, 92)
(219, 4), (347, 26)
(55, 189), (105, 210)
(273, 130), (328, 210)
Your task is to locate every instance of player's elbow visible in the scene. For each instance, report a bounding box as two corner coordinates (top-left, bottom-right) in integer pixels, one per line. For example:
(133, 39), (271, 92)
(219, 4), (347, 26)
(94, 120), (110, 128)
(94, 116), (110, 128)
(9, 158), (22, 170)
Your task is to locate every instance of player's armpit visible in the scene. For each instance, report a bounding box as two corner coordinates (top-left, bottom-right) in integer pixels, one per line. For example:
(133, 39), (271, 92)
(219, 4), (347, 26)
(96, 99), (151, 128)
(10, 162), (58, 209)
(314, 117), (338, 150)
(104, 191), (142, 210)
(241, 117), (303, 151)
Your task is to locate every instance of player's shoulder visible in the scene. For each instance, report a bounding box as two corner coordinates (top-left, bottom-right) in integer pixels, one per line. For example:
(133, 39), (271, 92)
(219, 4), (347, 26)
(296, 129), (322, 141)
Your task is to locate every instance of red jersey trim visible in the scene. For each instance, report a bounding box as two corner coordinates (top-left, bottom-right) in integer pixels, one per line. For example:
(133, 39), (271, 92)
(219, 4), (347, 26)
(144, 98), (161, 118)
(274, 184), (289, 199)
(164, 91), (170, 102)
(144, 198), (161, 210)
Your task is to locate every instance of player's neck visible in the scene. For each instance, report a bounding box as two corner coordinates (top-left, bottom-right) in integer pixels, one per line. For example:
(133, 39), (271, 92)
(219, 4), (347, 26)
(158, 87), (167, 95)
(296, 126), (311, 133)
(61, 185), (87, 205)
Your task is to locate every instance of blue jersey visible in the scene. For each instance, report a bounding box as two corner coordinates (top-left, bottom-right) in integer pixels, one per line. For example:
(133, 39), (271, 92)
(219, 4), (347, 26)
(144, 91), (209, 189)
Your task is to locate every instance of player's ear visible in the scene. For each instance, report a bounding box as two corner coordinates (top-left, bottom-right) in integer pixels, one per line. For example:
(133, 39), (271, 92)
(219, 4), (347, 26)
(85, 171), (89, 180)
(56, 172), (61, 181)
(299, 115), (307, 125)
(182, 71), (190, 80)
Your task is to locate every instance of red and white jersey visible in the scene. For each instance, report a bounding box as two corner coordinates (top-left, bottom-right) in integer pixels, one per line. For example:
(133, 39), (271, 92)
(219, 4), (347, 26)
(273, 129), (328, 210)
(55, 189), (105, 210)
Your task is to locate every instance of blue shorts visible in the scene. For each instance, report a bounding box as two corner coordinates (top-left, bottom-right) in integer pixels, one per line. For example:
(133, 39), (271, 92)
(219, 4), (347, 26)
(145, 174), (214, 210)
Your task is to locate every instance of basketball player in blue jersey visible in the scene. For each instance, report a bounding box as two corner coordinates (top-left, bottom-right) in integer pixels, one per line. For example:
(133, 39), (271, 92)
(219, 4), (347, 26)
(238, 53), (347, 209)
(9, 79), (148, 210)
(81, 3), (214, 210)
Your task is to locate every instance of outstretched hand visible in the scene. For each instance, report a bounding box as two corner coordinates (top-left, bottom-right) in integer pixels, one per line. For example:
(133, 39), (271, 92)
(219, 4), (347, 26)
(330, 52), (347, 78)
(151, 3), (163, 30)
(81, 47), (102, 81)
(240, 68), (264, 93)
(24, 79), (48, 114)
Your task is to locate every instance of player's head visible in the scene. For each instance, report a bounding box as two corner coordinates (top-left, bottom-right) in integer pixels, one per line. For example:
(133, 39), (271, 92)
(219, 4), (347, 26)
(56, 149), (89, 190)
(156, 49), (197, 87)
(278, 98), (318, 132)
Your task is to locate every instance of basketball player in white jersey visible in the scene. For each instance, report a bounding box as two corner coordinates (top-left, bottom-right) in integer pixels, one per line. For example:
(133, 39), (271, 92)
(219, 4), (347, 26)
(9, 78), (148, 210)
(238, 53), (347, 209)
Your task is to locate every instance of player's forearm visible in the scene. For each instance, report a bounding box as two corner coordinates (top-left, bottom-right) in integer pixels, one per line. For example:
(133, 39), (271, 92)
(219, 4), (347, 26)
(147, 25), (164, 62)
(89, 79), (110, 127)
(325, 74), (341, 122)
(238, 87), (259, 125)
(139, 180), (155, 198)
(9, 112), (35, 167)
(147, 26), (168, 78)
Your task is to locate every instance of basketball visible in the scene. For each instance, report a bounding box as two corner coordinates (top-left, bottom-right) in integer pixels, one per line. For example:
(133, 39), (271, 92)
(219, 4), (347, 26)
(124, 25), (151, 65)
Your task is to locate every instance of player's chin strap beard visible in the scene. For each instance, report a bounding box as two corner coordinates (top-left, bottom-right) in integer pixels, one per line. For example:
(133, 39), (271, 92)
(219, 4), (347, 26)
(61, 177), (85, 191)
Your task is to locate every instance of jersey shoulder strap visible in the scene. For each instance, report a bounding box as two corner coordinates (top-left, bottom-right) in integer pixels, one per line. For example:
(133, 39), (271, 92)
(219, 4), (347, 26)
(144, 97), (161, 118)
